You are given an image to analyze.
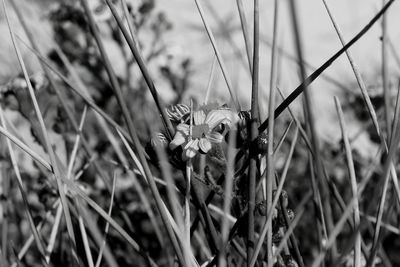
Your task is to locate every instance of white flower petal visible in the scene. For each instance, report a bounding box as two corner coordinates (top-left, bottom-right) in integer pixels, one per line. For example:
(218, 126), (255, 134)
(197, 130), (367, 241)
(169, 131), (186, 150)
(207, 132), (224, 143)
(176, 123), (190, 134)
(183, 139), (199, 159)
(205, 109), (238, 129)
(199, 138), (212, 153)
(193, 110), (206, 125)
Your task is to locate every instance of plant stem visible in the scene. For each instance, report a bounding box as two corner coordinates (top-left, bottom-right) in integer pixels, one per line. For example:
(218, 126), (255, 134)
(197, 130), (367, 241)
(247, 0), (259, 265)
(334, 97), (361, 267)
(265, 0), (279, 265)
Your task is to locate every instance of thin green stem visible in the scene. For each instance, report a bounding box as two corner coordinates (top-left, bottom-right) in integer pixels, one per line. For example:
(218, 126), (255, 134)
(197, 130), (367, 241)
(247, 0), (259, 264)
(236, 0), (252, 73)
(334, 97), (361, 267)
(265, 0), (279, 265)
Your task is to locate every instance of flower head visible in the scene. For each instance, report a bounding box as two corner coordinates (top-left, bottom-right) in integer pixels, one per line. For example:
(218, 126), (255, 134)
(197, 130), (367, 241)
(169, 107), (239, 161)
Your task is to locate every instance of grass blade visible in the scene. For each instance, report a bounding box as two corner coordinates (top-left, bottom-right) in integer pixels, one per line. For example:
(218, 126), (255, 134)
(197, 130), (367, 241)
(334, 97), (361, 267)
(94, 173), (117, 267)
(265, 0), (279, 265)
(247, 0), (260, 264)
(235, 0), (252, 73)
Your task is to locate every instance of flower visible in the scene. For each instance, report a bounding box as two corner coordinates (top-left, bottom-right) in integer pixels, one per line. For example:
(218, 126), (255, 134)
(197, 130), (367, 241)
(169, 108), (239, 160)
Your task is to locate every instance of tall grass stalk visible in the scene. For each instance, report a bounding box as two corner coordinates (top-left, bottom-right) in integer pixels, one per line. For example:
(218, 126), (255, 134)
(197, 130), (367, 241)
(247, 0), (260, 264)
(95, 173), (117, 267)
(382, 0), (391, 140)
(204, 56), (217, 104)
(218, 128), (237, 267)
(46, 204), (62, 262)
(1, 134), (9, 267)
(1, 1), (80, 264)
(265, 0), (279, 265)
(236, 0), (253, 73)
(334, 97), (361, 267)
(121, 0), (141, 50)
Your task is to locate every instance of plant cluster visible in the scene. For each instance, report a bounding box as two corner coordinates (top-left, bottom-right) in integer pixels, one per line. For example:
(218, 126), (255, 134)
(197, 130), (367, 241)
(0, 0), (399, 267)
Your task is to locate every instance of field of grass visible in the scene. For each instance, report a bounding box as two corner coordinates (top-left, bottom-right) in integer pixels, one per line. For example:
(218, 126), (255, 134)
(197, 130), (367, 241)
(0, 0), (400, 266)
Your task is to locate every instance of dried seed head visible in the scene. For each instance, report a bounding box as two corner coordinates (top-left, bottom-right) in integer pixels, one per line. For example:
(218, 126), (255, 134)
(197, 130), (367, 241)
(166, 104), (190, 122)
(237, 110), (251, 129)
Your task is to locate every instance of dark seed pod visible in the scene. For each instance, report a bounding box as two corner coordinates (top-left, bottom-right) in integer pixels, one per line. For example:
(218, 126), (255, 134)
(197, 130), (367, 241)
(282, 255), (298, 267)
(272, 231), (283, 245)
(277, 208), (295, 227)
(255, 132), (268, 154)
(286, 209), (295, 221)
(273, 189), (289, 210)
(256, 200), (278, 218)
(256, 200), (268, 216)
